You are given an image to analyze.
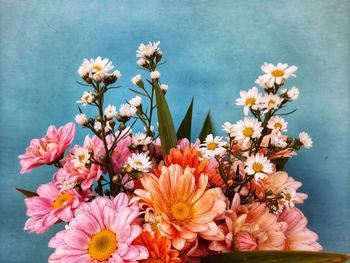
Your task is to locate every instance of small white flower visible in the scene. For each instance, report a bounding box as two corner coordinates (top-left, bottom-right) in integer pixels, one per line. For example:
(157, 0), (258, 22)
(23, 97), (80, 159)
(72, 146), (91, 167)
(127, 152), (153, 172)
(281, 188), (298, 208)
(74, 113), (88, 126)
(77, 91), (94, 105)
(94, 121), (112, 132)
(260, 93), (284, 113)
(112, 70), (122, 80)
(132, 132), (152, 146)
(143, 125), (155, 133)
(235, 87), (262, 115)
(78, 56), (114, 79)
(137, 58), (146, 66)
(287, 86), (299, 100)
(255, 75), (270, 89)
(160, 84), (168, 92)
(200, 134), (226, 158)
(267, 116), (288, 132)
(256, 63), (298, 88)
(119, 103), (137, 118)
(245, 154), (273, 180)
(299, 131), (313, 149)
(104, 104), (117, 119)
(232, 117), (263, 146)
(222, 121), (235, 136)
(131, 74), (142, 85)
(136, 41), (160, 58)
(270, 130), (288, 148)
(129, 96), (142, 107)
(150, 71), (160, 79)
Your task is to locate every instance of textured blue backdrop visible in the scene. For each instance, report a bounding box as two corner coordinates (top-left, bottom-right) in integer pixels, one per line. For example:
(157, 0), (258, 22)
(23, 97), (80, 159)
(0, 0), (349, 262)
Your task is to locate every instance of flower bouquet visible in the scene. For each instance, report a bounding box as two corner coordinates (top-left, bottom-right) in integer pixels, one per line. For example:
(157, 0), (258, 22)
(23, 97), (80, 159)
(17, 42), (349, 263)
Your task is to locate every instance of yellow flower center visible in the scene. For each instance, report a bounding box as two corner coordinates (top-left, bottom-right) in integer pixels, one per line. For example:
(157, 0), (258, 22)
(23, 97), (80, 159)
(274, 123), (282, 129)
(79, 154), (86, 163)
(135, 161), (143, 166)
(252, 163), (263, 173)
(271, 69), (284, 77)
(207, 142), (218, 150)
(268, 99), (276, 106)
(88, 229), (118, 262)
(168, 201), (193, 226)
(52, 192), (74, 209)
(243, 127), (254, 137)
(92, 65), (103, 72)
(285, 193), (292, 201)
(245, 97), (256, 106)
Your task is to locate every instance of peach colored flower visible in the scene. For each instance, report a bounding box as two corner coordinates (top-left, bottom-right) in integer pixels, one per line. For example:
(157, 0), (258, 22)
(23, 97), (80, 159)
(278, 207), (322, 251)
(134, 165), (226, 250)
(210, 194), (286, 252)
(133, 231), (181, 263)
(19, 122), (75, 174)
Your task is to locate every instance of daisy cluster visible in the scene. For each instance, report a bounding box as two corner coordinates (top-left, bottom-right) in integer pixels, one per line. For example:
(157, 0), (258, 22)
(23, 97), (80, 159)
(18, 42), (321, 263)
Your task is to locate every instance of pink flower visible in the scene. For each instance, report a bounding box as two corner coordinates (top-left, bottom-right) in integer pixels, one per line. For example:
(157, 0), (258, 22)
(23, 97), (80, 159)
(48, 193), (148, 263)
(19, 122), (75, 174)
(278, 207), (322, 251)
(24, 182), (89, 234)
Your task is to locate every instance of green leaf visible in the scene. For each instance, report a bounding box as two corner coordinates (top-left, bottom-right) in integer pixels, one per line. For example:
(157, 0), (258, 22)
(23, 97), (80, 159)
(16, 187), (38, 197)
(199, 110), (213, 142)
(155, 84), (177, 154)
(202, 251), (350, 263)
(176, 98), (194, 140)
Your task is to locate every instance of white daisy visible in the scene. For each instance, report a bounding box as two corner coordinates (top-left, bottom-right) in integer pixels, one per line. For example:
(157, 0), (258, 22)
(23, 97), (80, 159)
(74, 113), (88, 126)
(287, 86), (299, 100)
(112, 70), (122, 80)
(260, 93), (284, 113)
(127, 152), (153, 172)
(119, 103), (137, 118)
(200, 134), (226, 158)
(150, 71), (160, 79)
(267, 116), (288, 132)
(270, 130), (288, 148)
(72, 146), (91, 167)
(160, 84), (168, 92)
(222, 121), (235, 136)
(299, 131), (313, 149)
(137, 58), (146, 66)
(104, 104), (117, 119)
(245, 154), (273, 180)
(129, 96), (142, 107)
(232, 117), (263, 146)
(76, 91), (94, 105)
(235, 87), (262, 115)
(281, 188), (298, 208)
(136, 41), (160, 58)
(131, 74), (142, 85)
(257, 63), (297, 88)
(132, 132), (152, 146)
(94, 121), (112, 133)
(255, 75), (270, 89)
(78, 56), (114, 79)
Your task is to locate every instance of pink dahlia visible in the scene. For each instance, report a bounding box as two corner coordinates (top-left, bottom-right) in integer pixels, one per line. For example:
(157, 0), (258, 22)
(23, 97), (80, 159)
(24, 182), (89, 234)
(278, 207), (322, 251)
(49, 193), (148, 263)
(19, 122), (75, 174)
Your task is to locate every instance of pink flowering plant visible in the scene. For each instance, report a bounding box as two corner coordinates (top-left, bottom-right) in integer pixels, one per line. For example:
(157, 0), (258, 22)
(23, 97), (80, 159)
(17, 42), (349, 262)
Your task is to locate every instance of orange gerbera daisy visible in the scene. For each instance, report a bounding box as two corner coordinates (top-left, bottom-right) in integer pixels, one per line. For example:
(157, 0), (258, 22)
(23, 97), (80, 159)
(134, 164), (226, 250)
(133, 231), (182, 263)
(163, 146), (225, 188)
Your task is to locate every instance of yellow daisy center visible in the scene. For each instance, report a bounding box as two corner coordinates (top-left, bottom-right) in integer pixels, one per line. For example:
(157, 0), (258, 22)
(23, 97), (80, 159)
(135, 161), (143, 166)
(268, 99), (276, 106)
(207, 142), (218, 150)
(274, 123), (282, 129)
(92, 65), (103, 72)
(285, 193), (292, 201)
(52, 192), (74, 209)
(79, 154), (86, 163)
(88, 229), (118, 262)
(252, 162), (263, 173)
(168, 200), (193, 226)
(271, 69), (284, 77)
(245, 97), (256, 106)
(243, 127), (254, 137)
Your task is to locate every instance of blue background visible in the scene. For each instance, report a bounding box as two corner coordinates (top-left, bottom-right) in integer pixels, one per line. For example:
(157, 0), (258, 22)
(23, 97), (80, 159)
(1, 0), (349, 262)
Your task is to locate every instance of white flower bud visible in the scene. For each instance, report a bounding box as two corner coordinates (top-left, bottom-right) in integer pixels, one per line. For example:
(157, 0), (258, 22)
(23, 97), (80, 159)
(150, 71), (160, 79)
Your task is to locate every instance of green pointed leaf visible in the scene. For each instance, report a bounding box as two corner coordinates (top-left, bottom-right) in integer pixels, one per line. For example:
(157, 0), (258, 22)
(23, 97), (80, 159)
(199, 111), (213, 141)
(177, 98), (194, 140)
(202, 251), (350, 263)
(155, 84), (177, 154)
(16, 187), (38, 197)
